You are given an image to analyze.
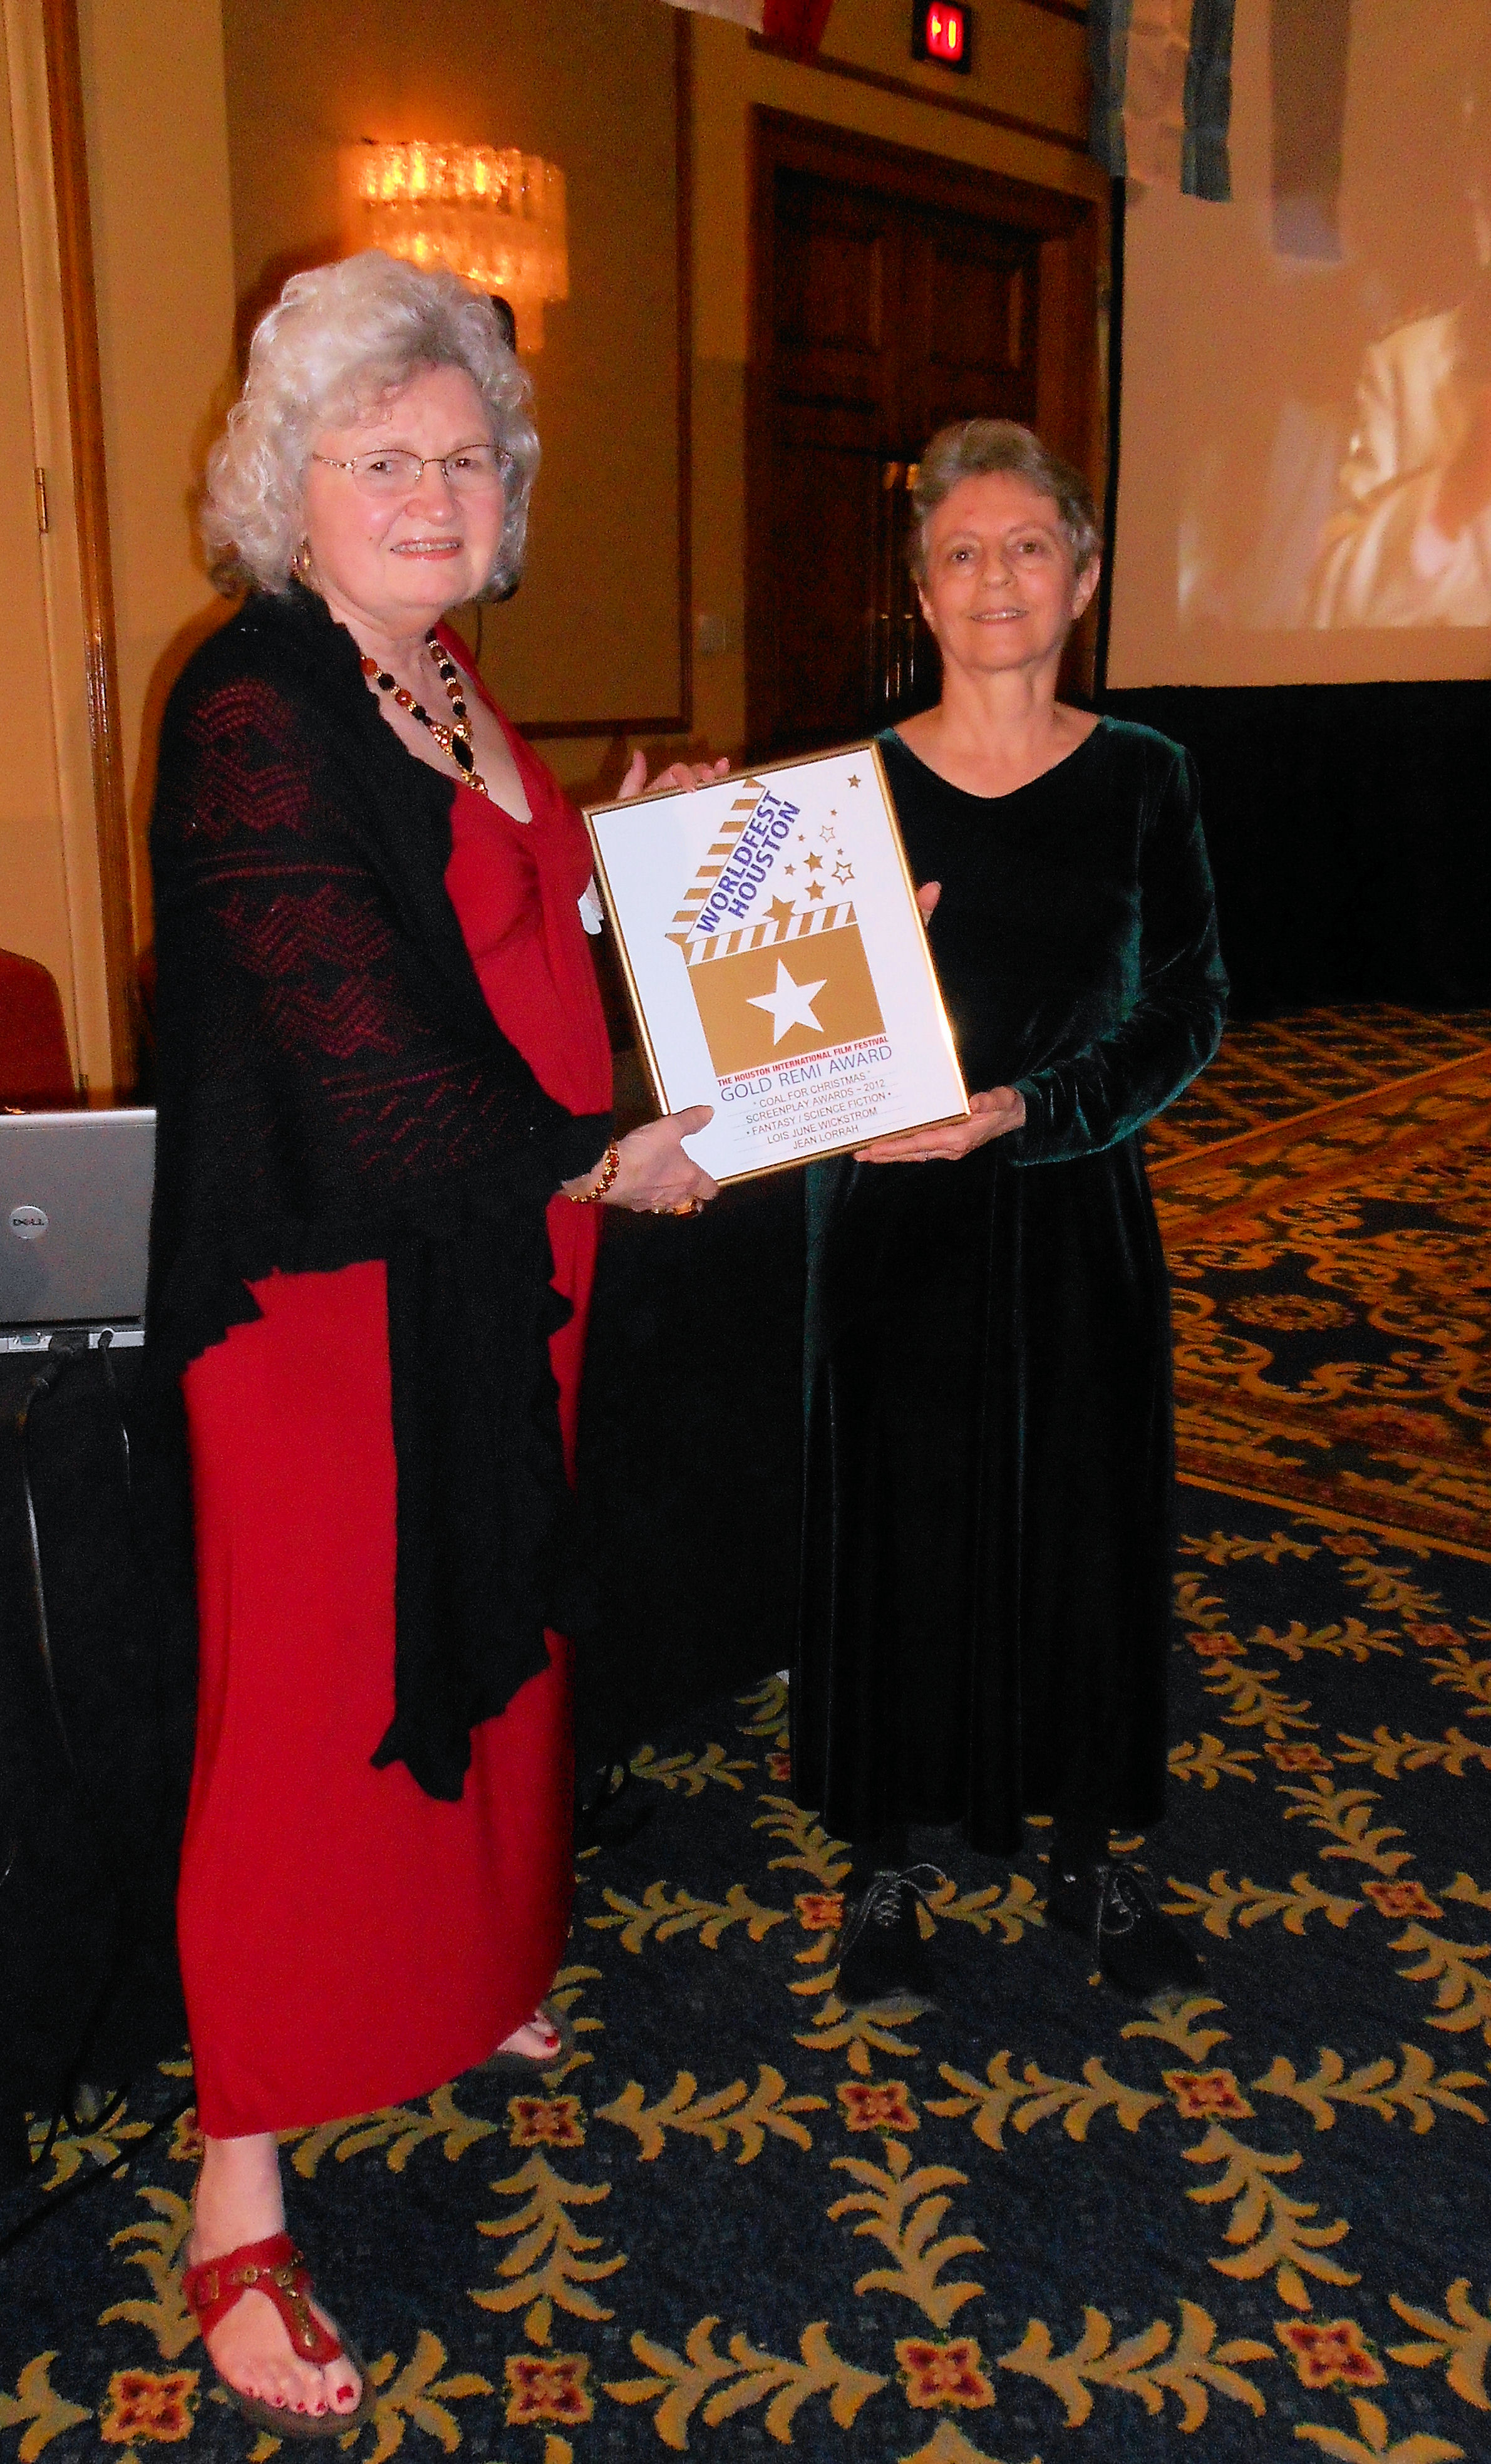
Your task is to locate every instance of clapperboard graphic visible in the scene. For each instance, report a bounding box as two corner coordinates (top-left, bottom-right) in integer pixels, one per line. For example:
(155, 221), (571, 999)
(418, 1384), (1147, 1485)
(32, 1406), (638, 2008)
(664, 777), (885, 1078)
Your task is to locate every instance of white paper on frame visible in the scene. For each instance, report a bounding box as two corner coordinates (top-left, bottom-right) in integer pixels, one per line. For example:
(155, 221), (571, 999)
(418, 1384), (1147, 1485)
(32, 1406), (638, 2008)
(586, 746), (969, 1186)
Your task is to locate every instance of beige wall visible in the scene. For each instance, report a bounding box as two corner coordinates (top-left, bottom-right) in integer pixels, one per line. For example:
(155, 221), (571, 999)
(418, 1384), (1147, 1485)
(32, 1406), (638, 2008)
(222, 0), (685, 790)
(0, 0), (227, 1088)
(5, 0), (1101, 1069)
(77, 0), (237, 949)
(215, 0), (1102, 798)
(0, 0), (99, 1079)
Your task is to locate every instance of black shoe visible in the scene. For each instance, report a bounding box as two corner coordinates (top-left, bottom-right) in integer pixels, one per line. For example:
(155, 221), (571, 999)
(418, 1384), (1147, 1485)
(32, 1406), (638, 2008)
(834, 1866), (944, 2012)
(1046, 1860), (1205, 2006)
(575, 1763), (654, 1851)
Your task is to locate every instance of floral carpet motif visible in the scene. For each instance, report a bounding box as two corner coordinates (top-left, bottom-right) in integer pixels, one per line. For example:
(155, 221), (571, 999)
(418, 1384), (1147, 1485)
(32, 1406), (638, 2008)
(4, 1521), (1490, 2464)
(3, 1008), (1489, 2464)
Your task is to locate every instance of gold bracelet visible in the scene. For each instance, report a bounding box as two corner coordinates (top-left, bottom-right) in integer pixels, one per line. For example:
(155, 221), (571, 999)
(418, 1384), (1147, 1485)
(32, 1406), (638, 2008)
(567, 1137), (621, 1204)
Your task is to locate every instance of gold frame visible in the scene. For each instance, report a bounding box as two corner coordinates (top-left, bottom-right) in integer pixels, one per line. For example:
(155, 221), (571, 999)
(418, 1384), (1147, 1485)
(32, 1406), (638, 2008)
(584, 738), (969, 1188)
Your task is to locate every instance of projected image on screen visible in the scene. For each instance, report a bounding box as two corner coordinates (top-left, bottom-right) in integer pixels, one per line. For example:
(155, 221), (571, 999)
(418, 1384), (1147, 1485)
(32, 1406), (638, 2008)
(1111, 0), (1491, 685)
(1309, 18), (1491, 628)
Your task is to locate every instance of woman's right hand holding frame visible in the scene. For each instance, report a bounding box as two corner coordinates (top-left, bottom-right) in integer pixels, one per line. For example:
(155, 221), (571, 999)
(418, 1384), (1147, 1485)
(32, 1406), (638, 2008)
(562, 745), (728, 1215)
(852, 883), (1025, 1166)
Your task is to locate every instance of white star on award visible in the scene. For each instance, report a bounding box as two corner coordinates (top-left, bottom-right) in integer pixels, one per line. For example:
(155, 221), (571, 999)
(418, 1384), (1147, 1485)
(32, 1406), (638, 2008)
(747, 958), (828, 1045)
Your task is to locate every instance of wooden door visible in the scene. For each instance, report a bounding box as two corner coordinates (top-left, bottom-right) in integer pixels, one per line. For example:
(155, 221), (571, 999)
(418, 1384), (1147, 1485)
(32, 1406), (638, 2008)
(766, 170), (897, 753)
(905, 205), (1040, 437)
(748, 113), (1100, 763)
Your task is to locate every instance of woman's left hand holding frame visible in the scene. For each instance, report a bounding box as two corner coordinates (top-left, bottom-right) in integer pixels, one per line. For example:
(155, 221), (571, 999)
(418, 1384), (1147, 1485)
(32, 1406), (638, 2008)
(619, 750), (731, 800)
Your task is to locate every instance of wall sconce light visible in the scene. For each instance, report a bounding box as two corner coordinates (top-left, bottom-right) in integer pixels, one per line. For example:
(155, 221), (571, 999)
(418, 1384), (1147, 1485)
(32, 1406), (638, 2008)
(353, 141), (569, 351)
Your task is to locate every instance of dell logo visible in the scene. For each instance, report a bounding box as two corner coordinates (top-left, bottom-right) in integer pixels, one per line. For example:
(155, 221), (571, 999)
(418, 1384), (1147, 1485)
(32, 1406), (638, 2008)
(9, 1204), (48, 1241)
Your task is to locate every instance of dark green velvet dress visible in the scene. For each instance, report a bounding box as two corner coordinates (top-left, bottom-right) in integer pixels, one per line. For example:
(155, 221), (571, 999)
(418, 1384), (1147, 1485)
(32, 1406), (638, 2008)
(792, 718), (1227, 1856)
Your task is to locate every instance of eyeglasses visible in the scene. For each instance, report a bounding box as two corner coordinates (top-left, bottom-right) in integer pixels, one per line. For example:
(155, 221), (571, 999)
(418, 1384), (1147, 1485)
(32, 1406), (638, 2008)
(312, 443), (507, 498)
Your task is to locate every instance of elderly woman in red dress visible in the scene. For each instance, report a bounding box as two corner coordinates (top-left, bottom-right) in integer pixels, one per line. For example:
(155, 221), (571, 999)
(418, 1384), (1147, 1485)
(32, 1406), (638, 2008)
(147, 251), (721, 2433)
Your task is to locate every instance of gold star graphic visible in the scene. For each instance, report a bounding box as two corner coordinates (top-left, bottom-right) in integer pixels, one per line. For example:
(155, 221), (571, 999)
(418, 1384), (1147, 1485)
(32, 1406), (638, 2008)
(805, 852), (823, 872)
(847, 773), (861, 787)
(783, 864), (796, 876)
(833, 859), (854, 884)
(768, 894), (796, 927)
(807, 880), (825, 900)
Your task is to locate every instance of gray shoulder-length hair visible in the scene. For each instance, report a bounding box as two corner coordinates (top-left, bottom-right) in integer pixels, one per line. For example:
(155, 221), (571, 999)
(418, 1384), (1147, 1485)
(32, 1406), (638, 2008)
(910, 420), (1101, 580)
(202, 250), (539, 599)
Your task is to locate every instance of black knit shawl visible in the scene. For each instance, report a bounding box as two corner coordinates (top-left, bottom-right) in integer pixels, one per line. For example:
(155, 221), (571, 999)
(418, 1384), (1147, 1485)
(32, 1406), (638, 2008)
(143, 585), (611, 1799)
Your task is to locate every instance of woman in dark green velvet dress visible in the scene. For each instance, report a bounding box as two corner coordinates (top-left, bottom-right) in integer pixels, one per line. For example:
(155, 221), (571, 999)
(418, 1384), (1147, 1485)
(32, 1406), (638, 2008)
(795, 421), (1227, 2012)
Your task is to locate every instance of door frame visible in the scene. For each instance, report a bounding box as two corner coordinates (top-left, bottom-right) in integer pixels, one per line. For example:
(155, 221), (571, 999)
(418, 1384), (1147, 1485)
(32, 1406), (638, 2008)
(3, 0), (132, 1092)
(746, 107), (1105, 758)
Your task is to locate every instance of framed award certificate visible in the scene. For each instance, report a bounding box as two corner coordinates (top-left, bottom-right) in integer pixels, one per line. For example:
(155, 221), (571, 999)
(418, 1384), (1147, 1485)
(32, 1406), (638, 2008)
(584, 743), (969, 1185)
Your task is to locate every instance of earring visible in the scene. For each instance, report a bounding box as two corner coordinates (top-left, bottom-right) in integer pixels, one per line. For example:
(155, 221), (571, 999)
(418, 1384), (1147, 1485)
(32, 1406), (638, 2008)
(291, 539), (313, 583)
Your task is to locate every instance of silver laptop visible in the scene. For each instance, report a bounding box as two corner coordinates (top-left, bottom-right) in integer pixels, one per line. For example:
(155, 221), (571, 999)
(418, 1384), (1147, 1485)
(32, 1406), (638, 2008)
(0, 1108), (155, 1345)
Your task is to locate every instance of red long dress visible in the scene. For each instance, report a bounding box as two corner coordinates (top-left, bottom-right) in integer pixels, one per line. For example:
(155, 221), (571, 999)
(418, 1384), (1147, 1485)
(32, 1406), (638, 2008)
(177, 683), (611, 2139)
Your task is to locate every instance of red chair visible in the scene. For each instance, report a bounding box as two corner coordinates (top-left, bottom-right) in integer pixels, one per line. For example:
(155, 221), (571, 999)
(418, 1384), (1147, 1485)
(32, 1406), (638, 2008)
(0, 950), (78, 1108)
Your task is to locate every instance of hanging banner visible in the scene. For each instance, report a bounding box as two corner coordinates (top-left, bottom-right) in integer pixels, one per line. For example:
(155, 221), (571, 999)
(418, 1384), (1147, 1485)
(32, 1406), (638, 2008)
(658, 0), (764, 28)
(657, 0), (836, 54)
(585, 746), (967, 1185)
(1088, 0), (1236, 202)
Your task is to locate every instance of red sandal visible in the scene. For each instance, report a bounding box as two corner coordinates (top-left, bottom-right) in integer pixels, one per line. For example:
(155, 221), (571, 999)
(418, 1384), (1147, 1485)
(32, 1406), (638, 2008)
(477, 2001), (575, 2079)
(182, 2233), (373, 2439)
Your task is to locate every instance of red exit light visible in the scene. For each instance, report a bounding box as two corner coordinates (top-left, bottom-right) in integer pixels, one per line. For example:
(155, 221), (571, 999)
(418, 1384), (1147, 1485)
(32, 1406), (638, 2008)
(912, 0), (971, 71)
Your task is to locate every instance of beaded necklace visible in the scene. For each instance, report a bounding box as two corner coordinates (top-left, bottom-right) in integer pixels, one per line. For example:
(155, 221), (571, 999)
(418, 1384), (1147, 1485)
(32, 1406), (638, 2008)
(361, 631), (488, 796)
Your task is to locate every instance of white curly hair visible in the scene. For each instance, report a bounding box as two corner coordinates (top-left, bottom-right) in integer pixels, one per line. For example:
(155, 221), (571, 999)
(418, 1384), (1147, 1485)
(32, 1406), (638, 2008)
(202, 251), (539, 598)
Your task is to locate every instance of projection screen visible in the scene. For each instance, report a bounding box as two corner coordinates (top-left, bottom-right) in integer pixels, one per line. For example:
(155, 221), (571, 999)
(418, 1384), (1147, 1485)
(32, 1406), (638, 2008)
(1108, 0), (1491, 686)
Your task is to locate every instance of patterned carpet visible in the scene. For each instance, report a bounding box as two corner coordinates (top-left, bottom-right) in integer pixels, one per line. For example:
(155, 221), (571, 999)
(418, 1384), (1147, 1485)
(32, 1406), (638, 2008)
(3, 1008), (1490, 2464)
(1145, 1007), (1491, 1169)
(1151, 1006), (1491, 1562)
